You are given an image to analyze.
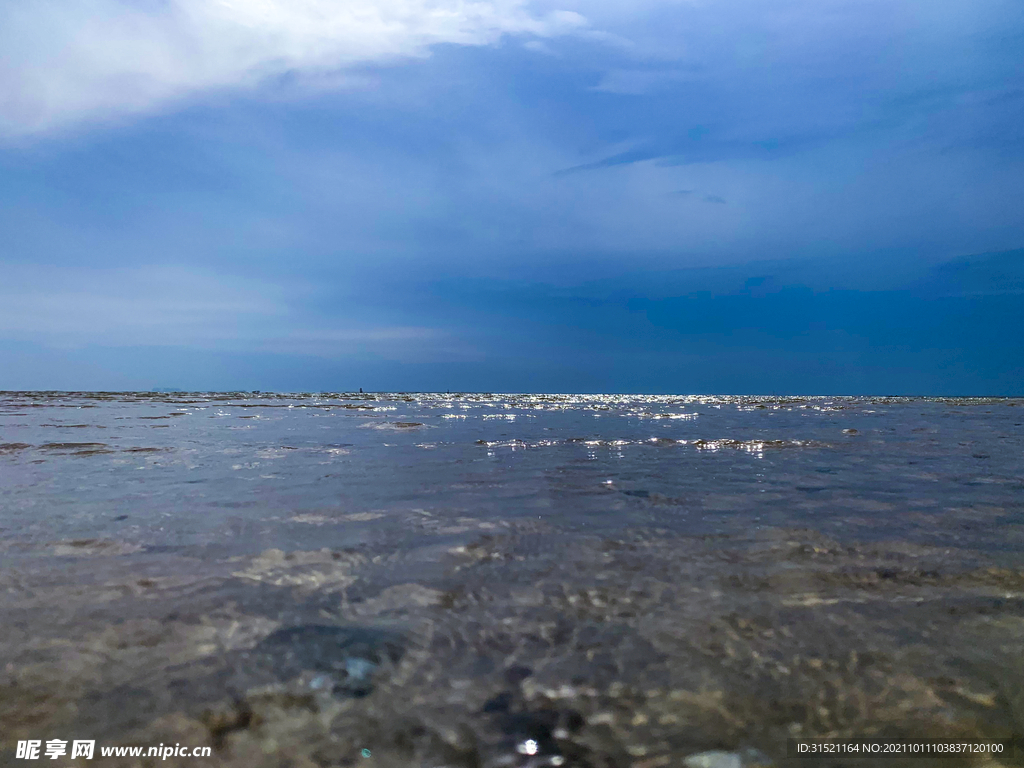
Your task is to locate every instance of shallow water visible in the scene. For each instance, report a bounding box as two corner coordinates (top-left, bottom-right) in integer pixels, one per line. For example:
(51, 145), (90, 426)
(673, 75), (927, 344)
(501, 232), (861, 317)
(1, 392), (1023, 767)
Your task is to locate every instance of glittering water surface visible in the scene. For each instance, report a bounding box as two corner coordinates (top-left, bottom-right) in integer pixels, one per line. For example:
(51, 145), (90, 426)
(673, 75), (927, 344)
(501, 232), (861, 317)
(1, 392), (1023, 767)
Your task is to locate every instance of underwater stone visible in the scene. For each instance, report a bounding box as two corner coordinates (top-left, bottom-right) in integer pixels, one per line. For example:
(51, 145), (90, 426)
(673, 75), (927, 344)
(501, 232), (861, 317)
(255, 624), (404, 697)
(683, 749), (772, 768)
(683, 751), (743, 768)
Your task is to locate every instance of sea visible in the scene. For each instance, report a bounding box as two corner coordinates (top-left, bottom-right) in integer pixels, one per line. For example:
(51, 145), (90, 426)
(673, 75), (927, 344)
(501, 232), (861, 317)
(1, 391), (1022, 767)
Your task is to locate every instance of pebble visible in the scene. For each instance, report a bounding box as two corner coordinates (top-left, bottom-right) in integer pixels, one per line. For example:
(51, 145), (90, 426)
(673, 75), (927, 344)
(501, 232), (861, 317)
(683, 751), (742, 768)
(683, 749), (771, 768)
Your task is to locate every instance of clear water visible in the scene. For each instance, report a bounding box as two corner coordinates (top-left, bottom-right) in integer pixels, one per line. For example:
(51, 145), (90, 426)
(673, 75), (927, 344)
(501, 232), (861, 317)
(1, 392), (1023, 767)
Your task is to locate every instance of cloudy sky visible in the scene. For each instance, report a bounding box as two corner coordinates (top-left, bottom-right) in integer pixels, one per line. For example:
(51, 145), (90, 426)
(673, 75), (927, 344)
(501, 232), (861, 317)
(1, 0), (1022, 393)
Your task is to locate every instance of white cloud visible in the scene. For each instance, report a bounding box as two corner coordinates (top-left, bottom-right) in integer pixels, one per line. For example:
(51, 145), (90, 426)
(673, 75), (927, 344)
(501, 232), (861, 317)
(0, 0), (587, 136)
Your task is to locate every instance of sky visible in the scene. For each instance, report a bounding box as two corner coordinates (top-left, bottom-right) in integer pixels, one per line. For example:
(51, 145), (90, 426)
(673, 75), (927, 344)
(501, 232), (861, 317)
(1, 0), (1022, 394)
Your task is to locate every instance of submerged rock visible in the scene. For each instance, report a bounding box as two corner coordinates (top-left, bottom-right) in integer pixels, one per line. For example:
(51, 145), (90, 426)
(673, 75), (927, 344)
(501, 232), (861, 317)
(683, 749), (772, 768)
(684, 752), (743, 768)
(255, 624), (405, 697)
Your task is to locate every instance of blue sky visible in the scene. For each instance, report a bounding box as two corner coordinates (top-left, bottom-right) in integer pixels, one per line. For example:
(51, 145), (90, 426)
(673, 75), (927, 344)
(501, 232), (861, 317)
(1, 0), (1022, 393)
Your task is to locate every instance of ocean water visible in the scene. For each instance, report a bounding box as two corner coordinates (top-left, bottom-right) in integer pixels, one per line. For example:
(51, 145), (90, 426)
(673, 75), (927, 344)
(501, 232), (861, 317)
(1, 392), (1023, 767)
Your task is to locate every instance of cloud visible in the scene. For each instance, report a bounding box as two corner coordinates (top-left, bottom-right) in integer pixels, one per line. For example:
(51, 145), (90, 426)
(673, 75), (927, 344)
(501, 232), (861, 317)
(0, 265), (281, 343)
(0, 264), (448, 359)
(591, 68), (695, 95)
(0, 0), (586, 137)
(666, 190), (725, 204)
